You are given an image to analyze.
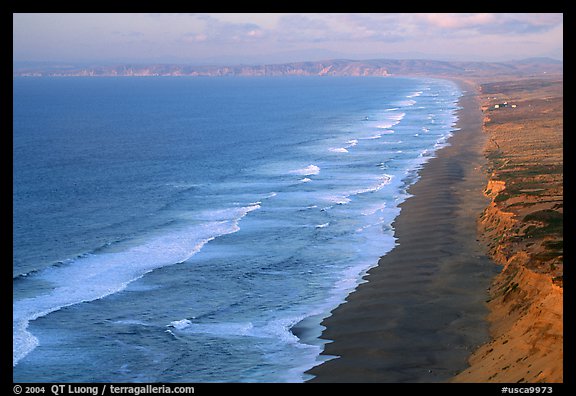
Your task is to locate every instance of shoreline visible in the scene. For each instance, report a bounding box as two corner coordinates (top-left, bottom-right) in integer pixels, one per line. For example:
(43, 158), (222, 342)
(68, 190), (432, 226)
(307, 79), (498, 382)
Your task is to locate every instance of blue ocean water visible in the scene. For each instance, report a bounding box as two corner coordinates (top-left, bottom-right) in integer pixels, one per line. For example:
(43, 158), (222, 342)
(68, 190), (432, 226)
(13, 76), (461, 382)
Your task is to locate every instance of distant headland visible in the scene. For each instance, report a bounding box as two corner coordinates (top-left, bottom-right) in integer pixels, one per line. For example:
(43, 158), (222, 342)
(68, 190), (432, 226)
(13, 57), (562, 78)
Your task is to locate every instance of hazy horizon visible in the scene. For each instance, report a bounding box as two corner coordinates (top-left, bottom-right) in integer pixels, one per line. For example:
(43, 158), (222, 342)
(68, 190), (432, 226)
(13, 13), (563, 65)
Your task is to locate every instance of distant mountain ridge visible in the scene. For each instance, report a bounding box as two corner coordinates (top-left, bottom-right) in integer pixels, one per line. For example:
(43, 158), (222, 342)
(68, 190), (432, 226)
(13, 57), (562, 78)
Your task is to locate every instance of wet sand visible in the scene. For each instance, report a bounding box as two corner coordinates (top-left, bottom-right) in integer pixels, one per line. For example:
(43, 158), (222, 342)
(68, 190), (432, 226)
(307, 80), (500, 382)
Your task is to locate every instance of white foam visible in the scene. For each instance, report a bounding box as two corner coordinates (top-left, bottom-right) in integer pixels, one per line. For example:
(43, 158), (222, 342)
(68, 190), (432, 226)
(252, 318), (302, 344)
(300, 178), (312, 183)
(388, 112), (406, 121)
(173, 321), (255, 337)
(169, 319), (192, 330)
(376, 112), (404, 130)
(352, 174), (393, 196)
(12, 321), (38, 368)
(114, 319), (151, 327)
(329, 138), (358, 154)
(319, 174), (393, 212)
(168, 317), (302, 345)
(193, 205), (260, 222)
(13, 204), (261, 366)
(323, 195), (352, 205)
(406, 91), (423, 98)
(361, 202), (388, 216)
(289, 165), (320, 176)
(396, 99), (416, 107)
(166, 182), (201, 190)
(315, 223), (330, 229)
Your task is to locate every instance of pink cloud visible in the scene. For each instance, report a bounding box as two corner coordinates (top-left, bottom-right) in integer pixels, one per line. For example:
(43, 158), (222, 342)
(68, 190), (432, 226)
(419, 13), (497, 30)
(416, 13), (562, 35)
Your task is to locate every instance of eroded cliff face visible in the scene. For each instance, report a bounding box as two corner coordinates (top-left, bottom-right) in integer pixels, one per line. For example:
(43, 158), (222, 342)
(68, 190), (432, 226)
(455, 257), (562, 382)
(455, 183), (563, 382)
(453, 77), (563, 383)
(479, 179), (517, 265)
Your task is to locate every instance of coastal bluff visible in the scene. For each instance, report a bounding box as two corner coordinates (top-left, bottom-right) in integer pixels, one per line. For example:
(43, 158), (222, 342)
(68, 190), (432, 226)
(453, 77), (563, 383)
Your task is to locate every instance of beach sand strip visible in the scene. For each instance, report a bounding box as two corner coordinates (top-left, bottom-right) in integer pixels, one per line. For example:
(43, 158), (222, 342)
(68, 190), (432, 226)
(307, 80), (498, 382)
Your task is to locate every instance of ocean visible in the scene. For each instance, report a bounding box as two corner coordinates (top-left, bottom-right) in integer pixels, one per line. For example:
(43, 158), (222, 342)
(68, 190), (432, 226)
(13, 76), (461, 382)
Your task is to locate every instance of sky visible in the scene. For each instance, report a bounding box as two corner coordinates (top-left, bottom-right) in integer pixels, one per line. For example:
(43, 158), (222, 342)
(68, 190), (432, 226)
(13, 13), (563, 65)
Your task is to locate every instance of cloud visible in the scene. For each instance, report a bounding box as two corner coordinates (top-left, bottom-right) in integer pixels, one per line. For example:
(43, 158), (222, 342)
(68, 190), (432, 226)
(332, 13), (410, 42)
(112, 30), (144, 38)
(189, 14), (266, 43)
(416, 13), (562, 35)
(420, 13), (496, 30)
(183, 33), (208, 43)
(278, 14), (332, 31)
(13, 13), (563, 64)
(273, 14), (333, 43)
(273, 13), (408, 44)
(493, 13), (563, 34)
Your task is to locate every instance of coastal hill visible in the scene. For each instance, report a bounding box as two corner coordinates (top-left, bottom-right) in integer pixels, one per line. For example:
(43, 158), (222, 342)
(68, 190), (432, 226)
(13, 57), (562, 78)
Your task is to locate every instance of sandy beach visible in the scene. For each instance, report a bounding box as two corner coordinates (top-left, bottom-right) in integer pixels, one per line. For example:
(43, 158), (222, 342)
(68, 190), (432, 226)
(308, 80), (499, 382)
